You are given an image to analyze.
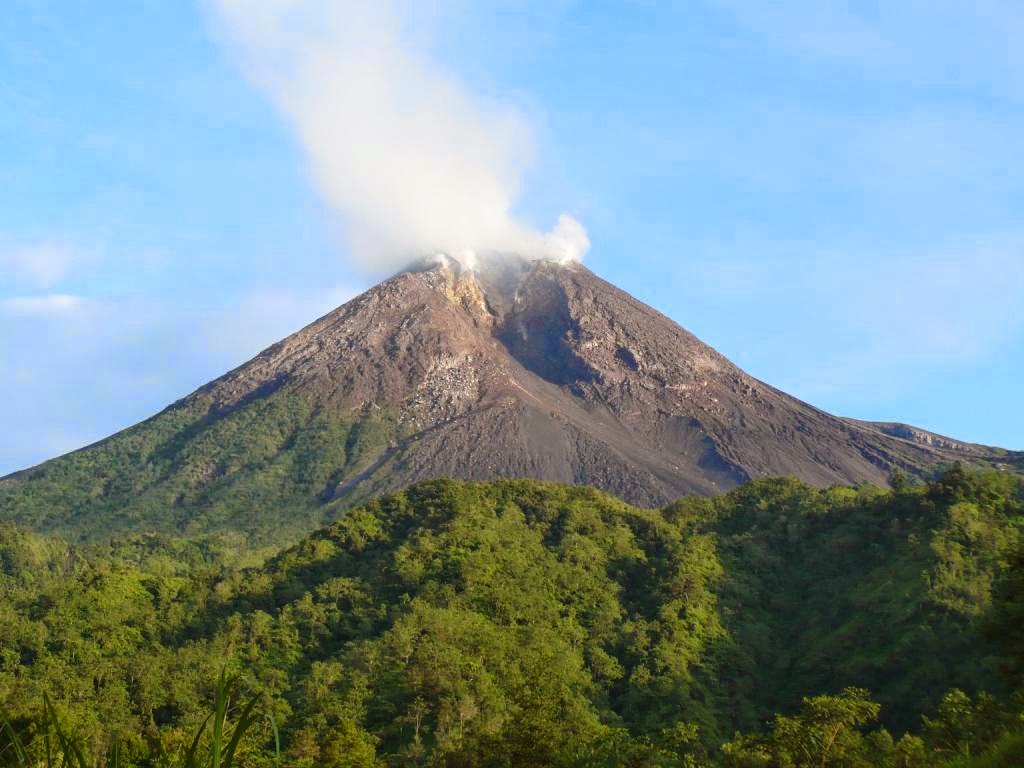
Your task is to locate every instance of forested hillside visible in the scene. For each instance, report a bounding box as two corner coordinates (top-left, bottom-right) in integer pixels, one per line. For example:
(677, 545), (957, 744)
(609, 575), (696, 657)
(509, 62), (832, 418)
(0, 390), (392, 555)
(2, 468), (1022, 766)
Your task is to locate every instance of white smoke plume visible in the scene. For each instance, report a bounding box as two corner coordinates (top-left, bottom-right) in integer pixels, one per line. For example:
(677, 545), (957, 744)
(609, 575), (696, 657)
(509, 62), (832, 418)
(212, 0), (589, 270)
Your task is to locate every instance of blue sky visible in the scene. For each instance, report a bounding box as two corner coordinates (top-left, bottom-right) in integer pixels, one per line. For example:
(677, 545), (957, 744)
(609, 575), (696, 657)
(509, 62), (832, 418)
(2, 1), (1023, 475)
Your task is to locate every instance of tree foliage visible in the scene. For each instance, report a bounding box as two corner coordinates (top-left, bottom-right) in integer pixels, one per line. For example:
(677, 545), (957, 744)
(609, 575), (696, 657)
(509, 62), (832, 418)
(1, 468), (1022, 765)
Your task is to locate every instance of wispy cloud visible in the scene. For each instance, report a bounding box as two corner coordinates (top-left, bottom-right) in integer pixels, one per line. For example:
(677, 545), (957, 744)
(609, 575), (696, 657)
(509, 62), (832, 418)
(665, 2), (1024, 222)
(0, 243), (83, 288)
(1, 293), (86, 316)
(712, 0), (1024, 99)
(675, 234), (1024, 403)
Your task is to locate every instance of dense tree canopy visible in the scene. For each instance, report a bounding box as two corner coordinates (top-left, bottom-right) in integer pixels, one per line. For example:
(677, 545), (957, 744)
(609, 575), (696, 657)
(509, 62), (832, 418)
(1, 468), (1022, 765)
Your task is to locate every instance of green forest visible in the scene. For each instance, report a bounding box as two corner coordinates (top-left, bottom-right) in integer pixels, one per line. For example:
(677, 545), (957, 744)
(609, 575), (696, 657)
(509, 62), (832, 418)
(2, 467), (1023, 766)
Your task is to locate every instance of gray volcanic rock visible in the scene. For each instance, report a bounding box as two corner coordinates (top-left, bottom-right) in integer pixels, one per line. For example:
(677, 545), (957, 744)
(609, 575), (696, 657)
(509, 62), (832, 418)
(182, 254), (1013, 504)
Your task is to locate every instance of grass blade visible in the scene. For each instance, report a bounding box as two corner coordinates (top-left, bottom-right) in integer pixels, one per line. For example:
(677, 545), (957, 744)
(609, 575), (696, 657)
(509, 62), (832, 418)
(182, 711), (213, 768)
(268, 710), (280, 768)
(211, 668), (230, 768)
(2, 720), (30, 764)
(221, 694), (259, 767)
(43, 695), (54, 768)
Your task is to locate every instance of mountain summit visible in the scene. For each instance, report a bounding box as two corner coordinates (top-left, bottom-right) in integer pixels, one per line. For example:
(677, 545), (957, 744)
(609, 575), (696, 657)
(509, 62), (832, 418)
(1, 256), (1015, 543)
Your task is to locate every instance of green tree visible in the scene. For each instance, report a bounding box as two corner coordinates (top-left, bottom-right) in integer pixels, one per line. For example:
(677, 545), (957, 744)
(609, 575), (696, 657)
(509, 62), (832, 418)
(985, 543), (1024, 687)
(722, 687), (881, 768)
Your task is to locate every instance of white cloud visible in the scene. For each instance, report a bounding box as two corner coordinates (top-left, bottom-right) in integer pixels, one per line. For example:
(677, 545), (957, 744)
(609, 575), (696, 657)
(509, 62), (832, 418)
(1, 294), (86, 316)
(0, 243), (81, 288)
(211, 0), (588, 270)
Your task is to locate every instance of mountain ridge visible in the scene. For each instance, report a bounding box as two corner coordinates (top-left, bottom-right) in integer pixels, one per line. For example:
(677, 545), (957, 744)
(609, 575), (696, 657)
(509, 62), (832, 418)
(1, 255), (1018, 543)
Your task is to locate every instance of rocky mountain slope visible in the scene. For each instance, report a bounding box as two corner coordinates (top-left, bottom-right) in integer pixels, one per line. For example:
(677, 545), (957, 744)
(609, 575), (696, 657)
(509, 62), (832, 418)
(1, 255), (1017, 542)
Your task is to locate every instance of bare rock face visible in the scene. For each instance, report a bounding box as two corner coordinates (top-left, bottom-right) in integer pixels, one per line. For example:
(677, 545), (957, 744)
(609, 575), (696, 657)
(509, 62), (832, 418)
(179, 254), (1012, 506)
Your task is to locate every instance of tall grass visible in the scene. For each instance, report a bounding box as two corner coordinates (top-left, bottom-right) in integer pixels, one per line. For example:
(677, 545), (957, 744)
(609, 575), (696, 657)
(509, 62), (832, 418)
(0, 670), (278, 768)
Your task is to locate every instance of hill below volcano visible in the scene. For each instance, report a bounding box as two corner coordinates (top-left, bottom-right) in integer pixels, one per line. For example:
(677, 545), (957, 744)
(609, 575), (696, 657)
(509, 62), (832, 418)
(1, 255), (1017, 545)
(2, 470), (1022, 764)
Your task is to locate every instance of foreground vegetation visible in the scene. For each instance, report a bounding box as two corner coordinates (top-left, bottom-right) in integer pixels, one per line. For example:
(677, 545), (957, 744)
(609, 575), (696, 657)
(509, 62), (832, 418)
(1, 467), (1022, 765)
(2, 671), (277, 767)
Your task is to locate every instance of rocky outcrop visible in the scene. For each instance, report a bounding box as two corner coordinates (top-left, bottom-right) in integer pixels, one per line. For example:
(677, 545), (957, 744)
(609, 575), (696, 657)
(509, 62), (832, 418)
(167, 254), (1012, 505)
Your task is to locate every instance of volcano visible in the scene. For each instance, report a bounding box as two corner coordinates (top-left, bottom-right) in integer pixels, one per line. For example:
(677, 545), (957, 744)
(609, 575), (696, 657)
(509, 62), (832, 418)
(1, 256), (1016, 544)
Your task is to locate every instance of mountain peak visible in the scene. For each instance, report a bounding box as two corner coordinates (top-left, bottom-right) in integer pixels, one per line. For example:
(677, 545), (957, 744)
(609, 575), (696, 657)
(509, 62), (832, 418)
(3, 258), (1015, 543)
(172, 257), (1012, 502)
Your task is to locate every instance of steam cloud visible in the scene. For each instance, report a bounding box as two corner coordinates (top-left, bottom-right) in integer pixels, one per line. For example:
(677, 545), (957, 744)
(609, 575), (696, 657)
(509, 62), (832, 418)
(213, 0), (589, 270)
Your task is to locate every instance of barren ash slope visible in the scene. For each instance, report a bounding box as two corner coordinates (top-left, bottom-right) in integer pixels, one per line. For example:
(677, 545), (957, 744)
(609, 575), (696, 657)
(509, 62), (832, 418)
(1, 255), (1017, 543)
